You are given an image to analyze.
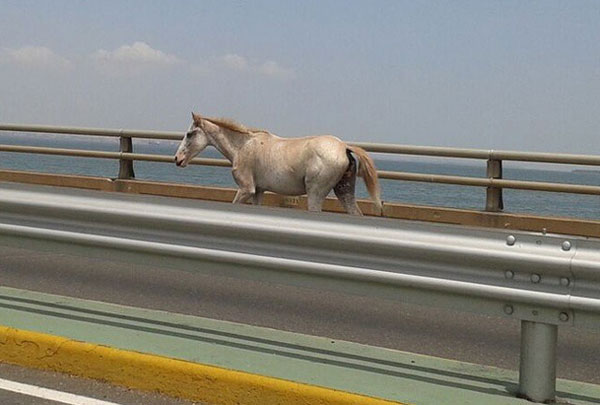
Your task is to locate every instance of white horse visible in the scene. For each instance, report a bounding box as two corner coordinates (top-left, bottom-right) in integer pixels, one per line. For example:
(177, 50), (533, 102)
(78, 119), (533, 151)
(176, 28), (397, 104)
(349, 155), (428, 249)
(174, 112), (381, 215)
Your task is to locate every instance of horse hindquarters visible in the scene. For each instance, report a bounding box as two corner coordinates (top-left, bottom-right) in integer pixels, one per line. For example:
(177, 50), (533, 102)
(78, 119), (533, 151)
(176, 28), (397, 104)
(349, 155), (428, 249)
(304, 149), (349, 212)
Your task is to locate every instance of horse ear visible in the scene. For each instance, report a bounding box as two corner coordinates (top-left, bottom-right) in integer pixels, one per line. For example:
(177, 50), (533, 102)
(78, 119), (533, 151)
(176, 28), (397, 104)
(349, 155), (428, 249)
(191, 112), (202, 124)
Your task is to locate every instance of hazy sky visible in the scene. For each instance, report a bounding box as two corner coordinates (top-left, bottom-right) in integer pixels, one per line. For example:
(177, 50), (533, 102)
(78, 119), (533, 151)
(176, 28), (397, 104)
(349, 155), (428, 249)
(1, 1), (599, 154)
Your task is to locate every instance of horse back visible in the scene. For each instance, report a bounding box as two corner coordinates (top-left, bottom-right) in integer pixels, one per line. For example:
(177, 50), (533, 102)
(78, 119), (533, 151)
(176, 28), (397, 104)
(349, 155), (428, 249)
(239, 133), (349, 194)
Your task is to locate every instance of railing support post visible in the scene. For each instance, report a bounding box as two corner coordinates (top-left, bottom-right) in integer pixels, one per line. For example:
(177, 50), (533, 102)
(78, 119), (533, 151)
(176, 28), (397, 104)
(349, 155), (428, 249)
(118, 136), (135, 179)
(486, 158), (503, 211)
(518, 320), (557, 403)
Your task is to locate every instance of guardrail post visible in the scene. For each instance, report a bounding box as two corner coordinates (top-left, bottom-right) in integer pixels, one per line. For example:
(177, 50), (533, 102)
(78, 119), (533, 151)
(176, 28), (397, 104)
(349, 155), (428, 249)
(118, 135), (135, 179)
(518, 320), (557, 402)
(486, 158), (503, 211)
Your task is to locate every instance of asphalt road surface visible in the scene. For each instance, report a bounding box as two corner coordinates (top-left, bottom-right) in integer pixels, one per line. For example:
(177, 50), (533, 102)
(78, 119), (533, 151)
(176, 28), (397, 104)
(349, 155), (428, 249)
(0, 362), (197, 405)
(1, 244), (599, 386)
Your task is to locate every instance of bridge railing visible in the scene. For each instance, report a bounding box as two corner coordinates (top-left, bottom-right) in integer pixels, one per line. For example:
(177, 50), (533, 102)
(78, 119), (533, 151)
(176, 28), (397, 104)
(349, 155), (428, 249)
(1, 123), (600, 214)
(1, 182), (599, 403)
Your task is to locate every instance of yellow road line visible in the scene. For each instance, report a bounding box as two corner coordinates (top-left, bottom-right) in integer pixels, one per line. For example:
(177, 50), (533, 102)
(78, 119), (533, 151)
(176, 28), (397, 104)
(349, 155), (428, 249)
(0, 326), (405, 405)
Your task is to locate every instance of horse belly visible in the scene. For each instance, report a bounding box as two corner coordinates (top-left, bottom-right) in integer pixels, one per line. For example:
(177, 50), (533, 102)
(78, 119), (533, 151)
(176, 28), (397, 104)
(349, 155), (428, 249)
(252, 137), (345, 196)
(257, 171), (306, 195)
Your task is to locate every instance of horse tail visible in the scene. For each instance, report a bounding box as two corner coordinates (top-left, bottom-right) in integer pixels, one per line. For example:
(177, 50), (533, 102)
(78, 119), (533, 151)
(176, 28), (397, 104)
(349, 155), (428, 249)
(346, 145), (382, 213)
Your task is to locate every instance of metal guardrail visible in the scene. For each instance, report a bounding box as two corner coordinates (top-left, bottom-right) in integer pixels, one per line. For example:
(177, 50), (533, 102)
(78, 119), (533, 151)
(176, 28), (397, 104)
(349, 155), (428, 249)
(1, 123), (599, 214)
(0, 182), (598, 402)
(1, 123), (600, 165)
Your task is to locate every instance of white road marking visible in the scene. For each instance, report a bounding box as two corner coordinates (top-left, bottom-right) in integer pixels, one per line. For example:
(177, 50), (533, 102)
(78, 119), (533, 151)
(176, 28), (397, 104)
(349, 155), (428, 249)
(0, 378), (122, 405)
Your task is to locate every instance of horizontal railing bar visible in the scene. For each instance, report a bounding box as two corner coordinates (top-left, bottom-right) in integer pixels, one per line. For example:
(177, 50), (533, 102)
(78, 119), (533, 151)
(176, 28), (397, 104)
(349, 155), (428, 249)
(379, 171), (600, 195)
(351, 142), (600, 165)
(1, 123), (599, 166)
(120, 153), (231, 167)
(489, 150), (600, 166)
(0, 123), (183, 141)
(0, 145), (231, 167)
(350, 142), (491, 159)
(126, 153), (232, 167)
(1, 144), (598, 195)
(0, 145), (122, 159)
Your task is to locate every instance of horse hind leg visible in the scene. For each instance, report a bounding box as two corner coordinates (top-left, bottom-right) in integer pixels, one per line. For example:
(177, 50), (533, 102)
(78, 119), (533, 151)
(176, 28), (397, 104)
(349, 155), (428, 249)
(252, 188), (264, 205)
(305, 160), (337, 212)
(306, 186), (331, 212)
(306, 170), (339, 212)
(334, 153), (362, 216)
(334, 177), (362, 216)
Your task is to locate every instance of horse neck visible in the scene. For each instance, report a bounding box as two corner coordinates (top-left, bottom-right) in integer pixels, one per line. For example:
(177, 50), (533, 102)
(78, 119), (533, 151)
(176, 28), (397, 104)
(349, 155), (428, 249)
(208, 127), (250, 162)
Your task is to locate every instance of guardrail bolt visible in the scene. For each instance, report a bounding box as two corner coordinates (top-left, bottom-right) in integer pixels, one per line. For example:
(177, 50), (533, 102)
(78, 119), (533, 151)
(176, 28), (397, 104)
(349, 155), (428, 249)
(506, 235), (516, 246)
(559, 312), (569, 322)
(559, 277), (570, 287)
(505, 270), (515, 279)
(531, 274), (541, 283)
(561, 241), (572, 251)
(504, 304), (514, 315)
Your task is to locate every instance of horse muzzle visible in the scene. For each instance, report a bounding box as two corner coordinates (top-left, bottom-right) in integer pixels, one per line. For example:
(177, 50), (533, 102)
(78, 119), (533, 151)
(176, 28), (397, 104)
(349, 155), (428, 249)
(174, 156), (187, 167)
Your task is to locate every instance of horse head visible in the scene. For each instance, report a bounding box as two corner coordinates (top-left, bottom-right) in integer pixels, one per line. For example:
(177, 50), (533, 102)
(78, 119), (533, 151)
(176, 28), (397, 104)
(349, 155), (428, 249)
(174, 112), (209, 167)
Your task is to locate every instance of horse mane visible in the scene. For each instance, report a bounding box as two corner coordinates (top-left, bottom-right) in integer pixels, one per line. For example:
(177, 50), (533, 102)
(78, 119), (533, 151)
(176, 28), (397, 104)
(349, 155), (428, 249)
(204, 117), (267, 134)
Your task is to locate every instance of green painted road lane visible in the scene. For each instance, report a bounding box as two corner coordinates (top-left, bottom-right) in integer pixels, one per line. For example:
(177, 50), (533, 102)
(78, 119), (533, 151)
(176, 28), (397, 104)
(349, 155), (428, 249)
(0, 286), (598, 404)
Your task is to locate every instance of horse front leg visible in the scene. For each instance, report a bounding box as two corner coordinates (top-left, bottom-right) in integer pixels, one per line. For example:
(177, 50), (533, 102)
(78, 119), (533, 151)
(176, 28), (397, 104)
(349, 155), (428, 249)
(232, 189), (253, 204)
(231, 166), (255, 205)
